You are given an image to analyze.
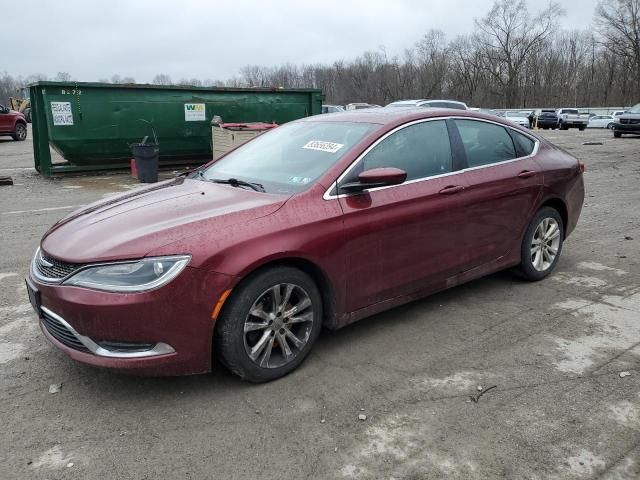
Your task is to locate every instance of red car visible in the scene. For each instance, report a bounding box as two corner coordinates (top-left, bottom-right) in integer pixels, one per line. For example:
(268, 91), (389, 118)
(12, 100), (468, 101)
(0, 104), (28, 141)
(27, 108), (584, 382)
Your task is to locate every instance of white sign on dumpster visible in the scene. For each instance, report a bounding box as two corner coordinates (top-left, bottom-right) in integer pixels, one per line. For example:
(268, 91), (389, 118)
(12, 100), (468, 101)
(51, 102), (73, 126)
(184, 103), (206, 121)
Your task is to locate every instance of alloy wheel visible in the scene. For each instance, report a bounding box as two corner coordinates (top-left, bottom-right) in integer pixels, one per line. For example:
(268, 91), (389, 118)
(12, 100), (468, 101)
(16, 124), (26, 140)
(243, 283), (314, 369)
(530, 218), (561, 271)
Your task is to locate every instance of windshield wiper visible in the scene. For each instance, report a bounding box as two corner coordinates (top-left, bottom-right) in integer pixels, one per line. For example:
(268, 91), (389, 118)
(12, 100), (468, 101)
(210, 177), (265, 193)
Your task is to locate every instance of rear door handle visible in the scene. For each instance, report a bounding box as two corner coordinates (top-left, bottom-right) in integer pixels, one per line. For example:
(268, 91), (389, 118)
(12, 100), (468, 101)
(517, 170), (536, 179)
(439, 185), (465, 195)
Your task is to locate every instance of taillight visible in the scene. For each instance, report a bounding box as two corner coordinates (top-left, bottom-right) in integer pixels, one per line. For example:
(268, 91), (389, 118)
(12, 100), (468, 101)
(578, 161), (585, 173)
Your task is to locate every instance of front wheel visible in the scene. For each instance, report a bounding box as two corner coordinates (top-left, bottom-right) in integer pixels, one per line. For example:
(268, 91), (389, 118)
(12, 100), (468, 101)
(214, 266), (322, 382)
(513, 207), (564, 281)
(12, 123), (27, 141)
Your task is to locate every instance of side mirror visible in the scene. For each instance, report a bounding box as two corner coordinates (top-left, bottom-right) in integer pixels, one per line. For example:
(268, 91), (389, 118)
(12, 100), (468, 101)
(340, 167), (407, 193)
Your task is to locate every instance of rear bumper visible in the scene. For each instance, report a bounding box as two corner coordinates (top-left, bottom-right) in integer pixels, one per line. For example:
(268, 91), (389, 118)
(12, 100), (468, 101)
(565, 174), (585, 238)
(29, 267), (235, 376)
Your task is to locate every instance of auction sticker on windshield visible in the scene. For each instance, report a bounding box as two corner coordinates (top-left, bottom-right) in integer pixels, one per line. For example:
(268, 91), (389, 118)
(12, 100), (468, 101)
(302, 140), (344, 153)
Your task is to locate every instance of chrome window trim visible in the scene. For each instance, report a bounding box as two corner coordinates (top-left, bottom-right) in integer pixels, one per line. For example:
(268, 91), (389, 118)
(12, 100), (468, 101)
(322, 116), (540, 200)
(41, 306), (175, 358)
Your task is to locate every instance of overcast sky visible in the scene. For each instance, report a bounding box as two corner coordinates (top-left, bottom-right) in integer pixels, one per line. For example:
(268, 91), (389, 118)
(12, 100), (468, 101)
(4, 0), (600, 83)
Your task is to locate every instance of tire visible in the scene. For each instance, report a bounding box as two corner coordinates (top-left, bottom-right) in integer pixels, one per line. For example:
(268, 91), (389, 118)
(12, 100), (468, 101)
(12, 123), (27, 141)
(578, 126), (585, 131)
(607, 123), (613, 129)
(614, 131), (622, 138)
(513, 207), (564, 282)
(214, 266), (323, 383)
(559, 121), (567, 130)
(24, 108), (32, 123)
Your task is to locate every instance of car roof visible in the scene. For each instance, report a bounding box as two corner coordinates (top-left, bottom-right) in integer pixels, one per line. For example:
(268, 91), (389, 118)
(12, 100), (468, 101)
(299, 107), (522, 128)
(387, 99), (427, 106)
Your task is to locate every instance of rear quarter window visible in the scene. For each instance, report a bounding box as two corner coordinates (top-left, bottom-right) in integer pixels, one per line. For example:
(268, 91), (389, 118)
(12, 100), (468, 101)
(454, 119), (516, 168)
(510, 131), (536, 157)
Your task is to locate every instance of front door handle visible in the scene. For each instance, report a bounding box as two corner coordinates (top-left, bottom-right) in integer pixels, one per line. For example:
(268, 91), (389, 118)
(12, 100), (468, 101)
(439, 185), (465, 195)
(517, 170), (536, 179)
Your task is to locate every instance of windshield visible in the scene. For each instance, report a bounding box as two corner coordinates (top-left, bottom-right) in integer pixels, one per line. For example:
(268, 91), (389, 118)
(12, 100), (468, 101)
(200, 121), (376, 195)
(629, 103), (640, 114)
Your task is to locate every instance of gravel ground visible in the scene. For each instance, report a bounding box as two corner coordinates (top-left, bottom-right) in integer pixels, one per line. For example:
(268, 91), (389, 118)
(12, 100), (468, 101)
(0, 126), (639, 479)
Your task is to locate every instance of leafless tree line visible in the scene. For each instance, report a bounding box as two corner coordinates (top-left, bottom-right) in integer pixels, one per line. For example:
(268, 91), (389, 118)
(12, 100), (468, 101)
(2, 0), (638, 109)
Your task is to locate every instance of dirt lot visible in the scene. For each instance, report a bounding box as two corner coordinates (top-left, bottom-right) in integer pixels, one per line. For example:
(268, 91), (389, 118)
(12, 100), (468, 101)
(1, 126), (639, 479)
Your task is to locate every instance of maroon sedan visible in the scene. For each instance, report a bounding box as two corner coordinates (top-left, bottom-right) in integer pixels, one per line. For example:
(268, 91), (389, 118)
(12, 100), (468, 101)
(27, 108), (584, 382)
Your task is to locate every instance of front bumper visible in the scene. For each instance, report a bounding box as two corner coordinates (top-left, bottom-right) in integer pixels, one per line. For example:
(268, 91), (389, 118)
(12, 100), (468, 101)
(28, 266), (235, 375)
(613, 123), (640, 134)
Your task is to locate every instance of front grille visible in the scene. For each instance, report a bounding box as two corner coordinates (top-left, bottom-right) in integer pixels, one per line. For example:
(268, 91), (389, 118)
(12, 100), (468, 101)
(41, 310), (90, 353)
(35, 252), (83, 281)
(620, 118), (640, 125)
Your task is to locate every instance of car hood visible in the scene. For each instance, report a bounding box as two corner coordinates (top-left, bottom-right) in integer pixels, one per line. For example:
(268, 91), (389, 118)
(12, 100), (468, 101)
(41, 177), (288, 263)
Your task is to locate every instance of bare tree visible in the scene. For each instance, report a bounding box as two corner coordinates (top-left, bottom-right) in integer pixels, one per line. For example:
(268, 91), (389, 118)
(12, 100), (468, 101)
(475, 0), (565, 107)
(54, 72), (72, 82)
(152, 74), (172, 85)
(596, 0), (640, 98)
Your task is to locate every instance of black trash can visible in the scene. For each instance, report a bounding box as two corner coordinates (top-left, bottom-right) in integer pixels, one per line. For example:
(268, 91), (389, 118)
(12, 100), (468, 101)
(130, 123), (160, 183)
(131, 143), (159, 183)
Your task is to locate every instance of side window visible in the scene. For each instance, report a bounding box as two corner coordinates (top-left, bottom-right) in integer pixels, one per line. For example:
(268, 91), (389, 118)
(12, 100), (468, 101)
(510, 131), (535, 157)
(454, 119), (516, 168)
(361, 120), (452, 181)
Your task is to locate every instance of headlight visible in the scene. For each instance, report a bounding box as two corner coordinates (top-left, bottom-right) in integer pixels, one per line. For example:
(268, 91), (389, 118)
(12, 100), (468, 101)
(63, 255), (191, 292)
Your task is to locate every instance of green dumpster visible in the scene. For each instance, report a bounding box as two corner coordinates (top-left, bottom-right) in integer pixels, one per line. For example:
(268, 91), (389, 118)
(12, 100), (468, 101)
(29, 81), (324, 176)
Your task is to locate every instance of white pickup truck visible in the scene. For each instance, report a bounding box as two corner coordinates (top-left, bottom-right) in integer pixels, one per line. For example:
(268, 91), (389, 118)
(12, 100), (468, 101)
(556, 108), (590, 130)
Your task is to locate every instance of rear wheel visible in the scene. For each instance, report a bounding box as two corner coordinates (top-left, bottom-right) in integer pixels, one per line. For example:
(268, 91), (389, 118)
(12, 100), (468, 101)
(12, 123), (27, 141)
(214, 266), (322, 382)
(579, 126), (585, 131)
(607, 123), (613, 129)
(514, 207), (564, 281)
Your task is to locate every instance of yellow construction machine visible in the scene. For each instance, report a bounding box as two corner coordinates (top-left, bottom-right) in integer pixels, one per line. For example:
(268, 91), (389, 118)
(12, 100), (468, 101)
(9, 88), (31, 123)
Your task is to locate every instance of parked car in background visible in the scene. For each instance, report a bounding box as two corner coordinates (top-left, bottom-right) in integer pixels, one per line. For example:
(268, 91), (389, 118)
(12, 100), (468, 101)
(28, 108), (584, 381)
(535, 111), (559, 129)
(321, 105), (345, 114)
(587, 115), (615, 129)
(556, 108), (589, 130)
(504, 111), (530, 128)
(386, 99), (469, 110)
(345, 103), (381, 110)
(612, 110), (626, 118)
(612, 102), (640, 138)
(0, 104), (28, 141)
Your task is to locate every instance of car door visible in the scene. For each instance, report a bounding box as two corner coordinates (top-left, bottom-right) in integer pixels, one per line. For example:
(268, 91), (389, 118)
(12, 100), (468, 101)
(335, 119), (469, 312)
(0, 105), (10, 132)
(453, 119), (542, 270)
